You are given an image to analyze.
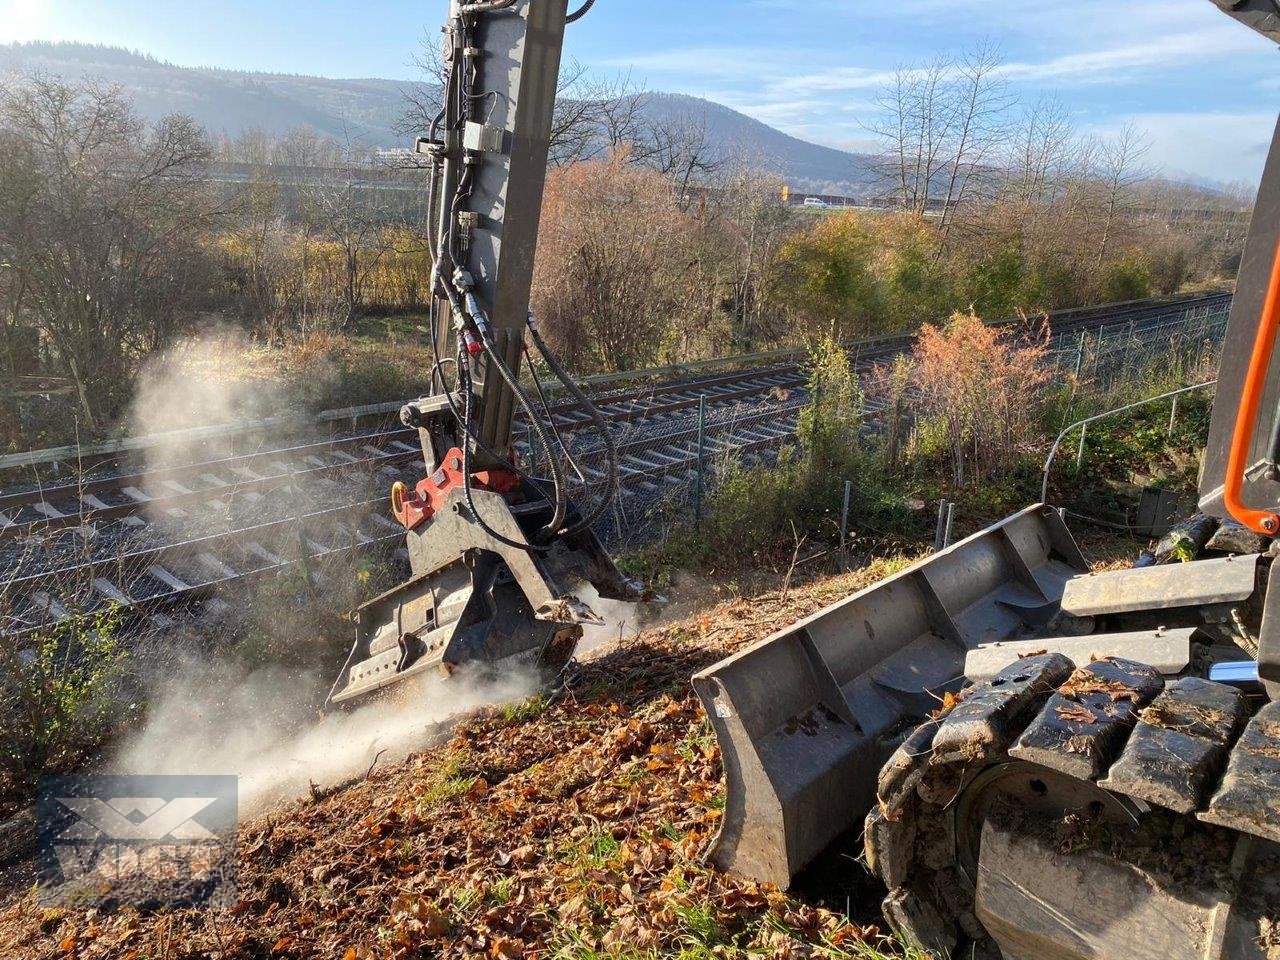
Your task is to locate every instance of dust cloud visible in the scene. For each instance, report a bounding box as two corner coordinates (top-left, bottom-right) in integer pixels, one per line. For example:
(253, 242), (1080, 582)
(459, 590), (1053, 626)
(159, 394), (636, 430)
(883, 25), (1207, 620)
(107, 661), (539, 815)
(577, 577), (690, 655)
(128, 328), (292, 469)
(109, 329), (660, 817)
(113, 327), (511, 818)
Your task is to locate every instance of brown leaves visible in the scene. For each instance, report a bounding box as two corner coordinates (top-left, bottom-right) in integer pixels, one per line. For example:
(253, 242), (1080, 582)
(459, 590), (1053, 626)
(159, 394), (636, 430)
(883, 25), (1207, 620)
(388, 894), (449, 944)
(1058, 668), (1139, 703)
(1, 580), (889, 960)
(488, 937), (521, 958)
(930, 689), (966, 719)
(1055, 703), (1100, 725)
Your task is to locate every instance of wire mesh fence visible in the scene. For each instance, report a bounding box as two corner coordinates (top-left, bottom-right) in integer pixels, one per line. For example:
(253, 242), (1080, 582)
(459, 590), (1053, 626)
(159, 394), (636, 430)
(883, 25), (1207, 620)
(577, 293), (1233, 553)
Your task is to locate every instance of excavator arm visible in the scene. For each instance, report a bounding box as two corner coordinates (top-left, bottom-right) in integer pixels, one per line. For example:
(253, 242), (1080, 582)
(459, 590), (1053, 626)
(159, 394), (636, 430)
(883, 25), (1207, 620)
(328, 0), (641, 708)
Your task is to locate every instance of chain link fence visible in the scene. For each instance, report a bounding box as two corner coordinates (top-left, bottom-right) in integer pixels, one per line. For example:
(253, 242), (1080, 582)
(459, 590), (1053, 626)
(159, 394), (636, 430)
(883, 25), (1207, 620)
(573, 294), (1233, 553)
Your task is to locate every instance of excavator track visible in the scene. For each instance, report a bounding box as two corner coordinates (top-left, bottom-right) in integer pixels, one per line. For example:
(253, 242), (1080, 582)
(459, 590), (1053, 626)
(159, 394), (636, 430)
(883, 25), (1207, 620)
(866, 653), (1280, 960)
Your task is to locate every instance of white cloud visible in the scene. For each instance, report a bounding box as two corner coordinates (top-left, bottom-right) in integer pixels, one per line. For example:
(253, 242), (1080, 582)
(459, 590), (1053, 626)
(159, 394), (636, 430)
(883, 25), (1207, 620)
(997, 31), (1261, 84)
(1098, 111), (1276, 185)
(591, 0), (1276, 183)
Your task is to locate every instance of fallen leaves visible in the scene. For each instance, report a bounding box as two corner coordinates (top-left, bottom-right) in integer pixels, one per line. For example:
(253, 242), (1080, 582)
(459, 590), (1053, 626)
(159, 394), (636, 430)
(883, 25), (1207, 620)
(389, 894), (449, 942)
(0, 579), (886, 959)
(1058, 668), (1139, 704)
(1055, 703), (1100, 725)
(930, 689), (967, 719)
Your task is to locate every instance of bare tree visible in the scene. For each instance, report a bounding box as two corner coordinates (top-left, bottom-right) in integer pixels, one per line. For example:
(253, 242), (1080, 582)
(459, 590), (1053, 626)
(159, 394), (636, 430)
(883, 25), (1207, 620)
(0, 75), (215, 427)
(935, 42), (1011, 242)
(642, 112), (723, 208)
(229, 127), (277, 166)
(707, 158), (791, 346)
(1093, 123), (1151, 265)
(868, 58), (956, 215)
(301, 164), (393, 328)
(274, 126), (346, 169)
(546, 64), (659, 167)
(1005, 96), (1076, 241)
(396, 30), (449, 144)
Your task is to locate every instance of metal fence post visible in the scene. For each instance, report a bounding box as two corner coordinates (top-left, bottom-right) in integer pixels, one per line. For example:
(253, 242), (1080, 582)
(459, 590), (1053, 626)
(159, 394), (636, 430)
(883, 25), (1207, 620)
(839, 480), (852, 569)
(943, 501), (956, 549)
(933, 500), (948, 552)
(1169, 394), (1179, 437)
(694, 394), (707, 527)
(1073, 330), (1086, 380)
(1075, 423), (1088, 472)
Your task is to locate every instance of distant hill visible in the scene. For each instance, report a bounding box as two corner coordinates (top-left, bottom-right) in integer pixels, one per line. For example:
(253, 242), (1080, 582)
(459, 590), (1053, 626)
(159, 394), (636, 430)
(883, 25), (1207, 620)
(0, 42), (877, 194)
(641, 92), (877, 193)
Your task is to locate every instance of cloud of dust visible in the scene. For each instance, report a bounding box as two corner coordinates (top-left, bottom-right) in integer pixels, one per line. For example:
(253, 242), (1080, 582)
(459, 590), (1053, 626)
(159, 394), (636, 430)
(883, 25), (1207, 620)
(113, 330), (536, 819)
(577, 574), (700, 656)
(107, 660), (540, 816)
(129, 328), (290, 470)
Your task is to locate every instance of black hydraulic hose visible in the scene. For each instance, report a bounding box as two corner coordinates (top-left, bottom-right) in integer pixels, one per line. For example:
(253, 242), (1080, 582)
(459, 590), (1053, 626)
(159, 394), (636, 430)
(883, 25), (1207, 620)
(433, 161), (568, 538)
(475, 326), (568, 543)
(527, 317), (619, 535)
(526, 345), (588, 483)
(459, 363), (553, 553)
(566, 0), (596, 22)
(426, 303), (556, 509)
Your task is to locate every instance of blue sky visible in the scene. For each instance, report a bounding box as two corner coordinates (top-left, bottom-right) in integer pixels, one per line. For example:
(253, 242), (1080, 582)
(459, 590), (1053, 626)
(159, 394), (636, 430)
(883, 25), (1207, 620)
(2, 0), (1277, 183)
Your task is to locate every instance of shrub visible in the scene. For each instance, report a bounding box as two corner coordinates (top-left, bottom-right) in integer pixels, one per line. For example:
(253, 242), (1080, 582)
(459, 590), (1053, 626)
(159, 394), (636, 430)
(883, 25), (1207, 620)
(963, 245), (1027, 319)
(1099, 253), (1153, 303)
(771, 212), (886, 340)
(533, 150), (699, 373)
(629, 338), (923, 578)
(911, 309), (1052, 485)
(0, 607), (135, 791)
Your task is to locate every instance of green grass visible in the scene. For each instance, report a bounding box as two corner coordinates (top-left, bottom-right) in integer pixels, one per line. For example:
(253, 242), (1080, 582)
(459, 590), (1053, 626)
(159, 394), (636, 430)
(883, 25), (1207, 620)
(414, 750), (479, 812)
(502, 694), (551, 725)
(350, 312), (430, 341)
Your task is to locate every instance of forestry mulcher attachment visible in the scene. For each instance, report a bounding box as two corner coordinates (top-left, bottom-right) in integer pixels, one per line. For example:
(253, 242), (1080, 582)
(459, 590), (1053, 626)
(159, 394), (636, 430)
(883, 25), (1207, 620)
(327, 0), (641, 708)
(694, 6), (1280, 959)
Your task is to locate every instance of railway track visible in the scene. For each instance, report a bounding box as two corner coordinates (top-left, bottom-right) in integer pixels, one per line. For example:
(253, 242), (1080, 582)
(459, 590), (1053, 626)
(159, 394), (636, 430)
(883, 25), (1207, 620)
(0, 292), (1232, 637)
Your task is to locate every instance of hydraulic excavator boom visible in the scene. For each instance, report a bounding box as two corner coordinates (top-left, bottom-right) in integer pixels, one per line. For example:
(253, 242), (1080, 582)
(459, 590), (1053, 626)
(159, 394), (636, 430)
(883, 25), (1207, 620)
(328, 0), (641, 708)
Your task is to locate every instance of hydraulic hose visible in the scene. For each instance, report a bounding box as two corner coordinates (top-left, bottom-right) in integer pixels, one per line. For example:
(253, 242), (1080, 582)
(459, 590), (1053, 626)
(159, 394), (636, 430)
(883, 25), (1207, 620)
(474, 322), (569, 543)
(459, 361), (554, 553)
(425, 0), (600, 550)
(527, 315), (619, 536)
(566, 0), (597, 23)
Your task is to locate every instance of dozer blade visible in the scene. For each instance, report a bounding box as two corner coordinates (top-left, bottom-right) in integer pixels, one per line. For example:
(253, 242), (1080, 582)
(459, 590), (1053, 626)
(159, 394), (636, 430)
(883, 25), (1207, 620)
(328, 481), (642, 707)
(691, 505), (1088, 888)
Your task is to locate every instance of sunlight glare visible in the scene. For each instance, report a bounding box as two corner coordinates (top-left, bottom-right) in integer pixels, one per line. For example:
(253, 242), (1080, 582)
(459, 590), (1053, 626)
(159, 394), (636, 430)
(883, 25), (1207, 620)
(0, 0), (54, 43)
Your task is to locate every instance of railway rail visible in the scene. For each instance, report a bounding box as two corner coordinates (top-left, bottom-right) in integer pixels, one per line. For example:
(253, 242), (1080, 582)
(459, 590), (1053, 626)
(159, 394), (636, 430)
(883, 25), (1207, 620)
(0, 292), (1233, 637)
